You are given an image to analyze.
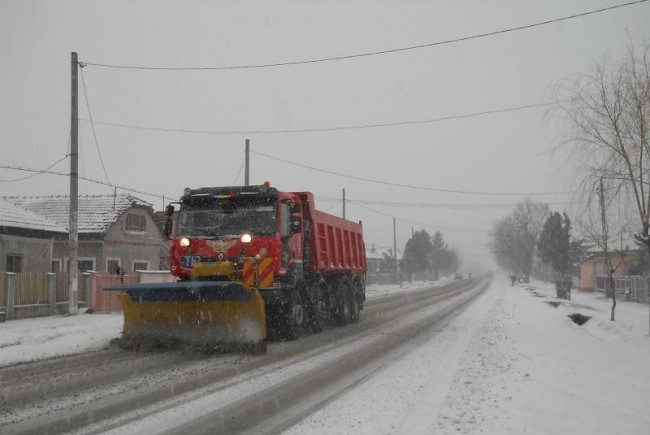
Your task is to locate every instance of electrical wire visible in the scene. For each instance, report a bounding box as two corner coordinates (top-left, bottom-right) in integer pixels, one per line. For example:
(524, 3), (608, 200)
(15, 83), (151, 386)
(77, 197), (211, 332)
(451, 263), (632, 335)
(350, 200), (488, 234)
(323, 200), (342, 212)
(79, 101), (562, 136)
(252, 150), (570, 196)
(80, 66), (113, 190)
(317, 196), (581, 209)
(0, 155), (69, 182)
(233, 158), (245, 184)
(0, 164), (173, 201)
(80, 1), (647, 71)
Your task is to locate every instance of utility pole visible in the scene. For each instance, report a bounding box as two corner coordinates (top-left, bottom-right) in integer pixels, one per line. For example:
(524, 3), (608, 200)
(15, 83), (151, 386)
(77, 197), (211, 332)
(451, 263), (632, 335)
(342, 188), (346, 219)
(244, 139), (250, 186)
(393, 217), (399, 286)
(69, 52), (79, 315)
(599, 177), (616, 321)
(599, 178), (608, 255)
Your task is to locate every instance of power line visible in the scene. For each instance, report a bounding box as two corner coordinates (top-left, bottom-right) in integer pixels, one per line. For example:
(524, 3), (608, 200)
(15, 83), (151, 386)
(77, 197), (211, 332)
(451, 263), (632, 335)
(80, 101), (561, 136)
(233, 157), (245, 184)
(0, 164), (172, 201)
(0, 155), (69, 182)
(317, 197), (582, 209)
(252, 150), (569, 197)
(80, 1), (647, 71)
(80, 66), (113, 191)
(350, 200), (488, 235)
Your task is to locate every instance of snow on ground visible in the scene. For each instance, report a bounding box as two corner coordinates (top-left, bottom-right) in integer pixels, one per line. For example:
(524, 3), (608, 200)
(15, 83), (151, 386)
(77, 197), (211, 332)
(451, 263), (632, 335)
(0, 280), (442, 367)
(0, 310), (121, 366)
(285, 277), (650, 435)
(1, 276), (649, 434)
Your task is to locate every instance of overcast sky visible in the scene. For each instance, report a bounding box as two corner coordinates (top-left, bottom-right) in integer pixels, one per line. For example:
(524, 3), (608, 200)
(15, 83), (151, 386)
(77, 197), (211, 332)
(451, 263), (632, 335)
(1, 0), (649, 271)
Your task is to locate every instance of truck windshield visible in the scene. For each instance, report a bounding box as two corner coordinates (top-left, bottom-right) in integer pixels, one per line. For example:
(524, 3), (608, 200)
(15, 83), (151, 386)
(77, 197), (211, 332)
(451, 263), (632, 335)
(177, 197), (277, 237)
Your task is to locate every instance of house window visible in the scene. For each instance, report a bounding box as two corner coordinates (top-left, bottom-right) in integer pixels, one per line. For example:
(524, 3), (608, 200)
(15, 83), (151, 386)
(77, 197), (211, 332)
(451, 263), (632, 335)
(78, 258), (95, 272)
(133, 261), (149, 271)
(107, 258), (121, 274)
(126, 214), (146, 232)
(6, 254), (22, 272)
(51, 259), (62, 273)
(64, 258), (95, 272)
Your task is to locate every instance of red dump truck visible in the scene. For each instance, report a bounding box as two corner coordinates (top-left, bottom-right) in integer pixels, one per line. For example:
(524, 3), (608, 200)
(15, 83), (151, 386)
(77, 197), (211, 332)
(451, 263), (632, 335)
(112, 183), (366, 352)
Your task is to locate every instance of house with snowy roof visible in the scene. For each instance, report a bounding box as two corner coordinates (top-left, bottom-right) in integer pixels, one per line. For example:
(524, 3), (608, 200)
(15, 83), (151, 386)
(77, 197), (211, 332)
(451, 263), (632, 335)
(0, 200), (67, 273)
(0, 194), (163, 274)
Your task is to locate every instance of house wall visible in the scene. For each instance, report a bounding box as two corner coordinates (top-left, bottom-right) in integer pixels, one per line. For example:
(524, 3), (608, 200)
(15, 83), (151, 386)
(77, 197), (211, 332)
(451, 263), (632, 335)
(49, 205), (165, 273)
(578, 253), (637, 291)
(0, 234), (53, 273)
(103, 205), (163, 272)
(579, 261), (596, 291)
(52, 239), (104, 272)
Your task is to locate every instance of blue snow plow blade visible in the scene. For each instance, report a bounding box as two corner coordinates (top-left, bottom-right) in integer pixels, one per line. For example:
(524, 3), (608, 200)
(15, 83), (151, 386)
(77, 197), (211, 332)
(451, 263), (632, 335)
(104, 281), (253, 302)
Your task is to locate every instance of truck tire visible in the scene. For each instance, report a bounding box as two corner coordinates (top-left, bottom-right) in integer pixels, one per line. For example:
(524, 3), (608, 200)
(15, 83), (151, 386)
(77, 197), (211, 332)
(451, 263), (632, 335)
(283, 289), (305, 340)
(308, 285), (327, 333)
(336, 280), (352, 325)
(349, 285), (360, 323)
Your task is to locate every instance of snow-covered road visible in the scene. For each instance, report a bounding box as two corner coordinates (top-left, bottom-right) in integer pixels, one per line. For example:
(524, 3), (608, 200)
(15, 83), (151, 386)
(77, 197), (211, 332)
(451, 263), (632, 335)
(1, 276), (649, 434)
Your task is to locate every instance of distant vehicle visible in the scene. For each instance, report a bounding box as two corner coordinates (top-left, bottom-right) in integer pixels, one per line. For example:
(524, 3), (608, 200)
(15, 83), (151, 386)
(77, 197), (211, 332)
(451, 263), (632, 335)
(454, 273), (464, 280)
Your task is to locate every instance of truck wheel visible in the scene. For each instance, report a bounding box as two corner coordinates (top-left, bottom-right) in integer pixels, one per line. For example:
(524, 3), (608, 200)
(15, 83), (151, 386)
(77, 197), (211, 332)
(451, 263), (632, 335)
(309, 286), (327, 333)
(336, 281), (352, 324)
(349, 287), (360, 323)
(283, 291), (304, 340)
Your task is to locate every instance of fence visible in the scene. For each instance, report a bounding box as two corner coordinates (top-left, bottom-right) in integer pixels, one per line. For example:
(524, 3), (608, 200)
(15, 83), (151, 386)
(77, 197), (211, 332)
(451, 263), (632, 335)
(0, 272), (92, 320)
(0, 271), (175, 321)
(594, 275), (650, 303)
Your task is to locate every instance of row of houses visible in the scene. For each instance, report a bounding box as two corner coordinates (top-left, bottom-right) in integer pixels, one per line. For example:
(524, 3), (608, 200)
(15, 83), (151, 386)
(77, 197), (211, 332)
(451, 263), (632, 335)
(532, 249), (646, 292)
(1, 194), (165, 275)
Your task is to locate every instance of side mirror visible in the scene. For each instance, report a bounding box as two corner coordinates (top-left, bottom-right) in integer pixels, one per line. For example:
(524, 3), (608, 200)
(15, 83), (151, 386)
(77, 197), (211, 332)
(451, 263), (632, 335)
(164, 218), (173, 239)
(289, 215), (302, 234)
(288, 201), (301, 214)
(163, 203), (177, 239)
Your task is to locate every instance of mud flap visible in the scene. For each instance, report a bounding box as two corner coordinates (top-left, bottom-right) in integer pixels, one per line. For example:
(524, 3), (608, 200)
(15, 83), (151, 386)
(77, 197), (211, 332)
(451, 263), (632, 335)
(106, 281), (267, 352)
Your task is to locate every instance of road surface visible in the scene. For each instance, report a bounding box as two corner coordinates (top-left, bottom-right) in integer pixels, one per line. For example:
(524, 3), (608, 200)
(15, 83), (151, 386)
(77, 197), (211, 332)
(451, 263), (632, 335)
(0, 278), (488, 434)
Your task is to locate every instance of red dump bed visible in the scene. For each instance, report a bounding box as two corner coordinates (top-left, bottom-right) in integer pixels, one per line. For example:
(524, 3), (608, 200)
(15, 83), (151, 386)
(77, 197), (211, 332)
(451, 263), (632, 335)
(294, 192), (366, 275)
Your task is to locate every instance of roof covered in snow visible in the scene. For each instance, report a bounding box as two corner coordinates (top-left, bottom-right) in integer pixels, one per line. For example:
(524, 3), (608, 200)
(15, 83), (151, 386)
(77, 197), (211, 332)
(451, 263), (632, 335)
(0, 200), (66, 233)
(2, 194), (153, 234)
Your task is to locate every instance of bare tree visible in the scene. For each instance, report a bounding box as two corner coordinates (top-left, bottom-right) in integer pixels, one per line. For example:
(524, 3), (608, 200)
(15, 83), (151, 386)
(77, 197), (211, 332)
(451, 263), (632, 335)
(554, 40), (650, 321)
(554, 40), (650, 264)
(576, 178), (634, 321)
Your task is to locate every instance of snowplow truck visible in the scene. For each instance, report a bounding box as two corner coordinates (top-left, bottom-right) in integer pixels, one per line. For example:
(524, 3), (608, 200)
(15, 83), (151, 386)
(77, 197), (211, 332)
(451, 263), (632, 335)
(112, 183), (366, 352)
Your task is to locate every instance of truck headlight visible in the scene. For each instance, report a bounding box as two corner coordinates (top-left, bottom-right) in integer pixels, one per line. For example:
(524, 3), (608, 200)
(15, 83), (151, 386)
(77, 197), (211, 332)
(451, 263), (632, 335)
(241, 233), (252, 244)
(180, 237), (190, 247)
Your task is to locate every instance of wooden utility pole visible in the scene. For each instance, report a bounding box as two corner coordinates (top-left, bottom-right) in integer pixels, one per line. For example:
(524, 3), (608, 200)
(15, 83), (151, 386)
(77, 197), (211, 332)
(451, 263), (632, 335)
(244, 139), (250, 186)
(599, 178), (616, 321)
(69, 52), (79, 315)
(342, 188), (346, 219)
(393, 217), (399, 286)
